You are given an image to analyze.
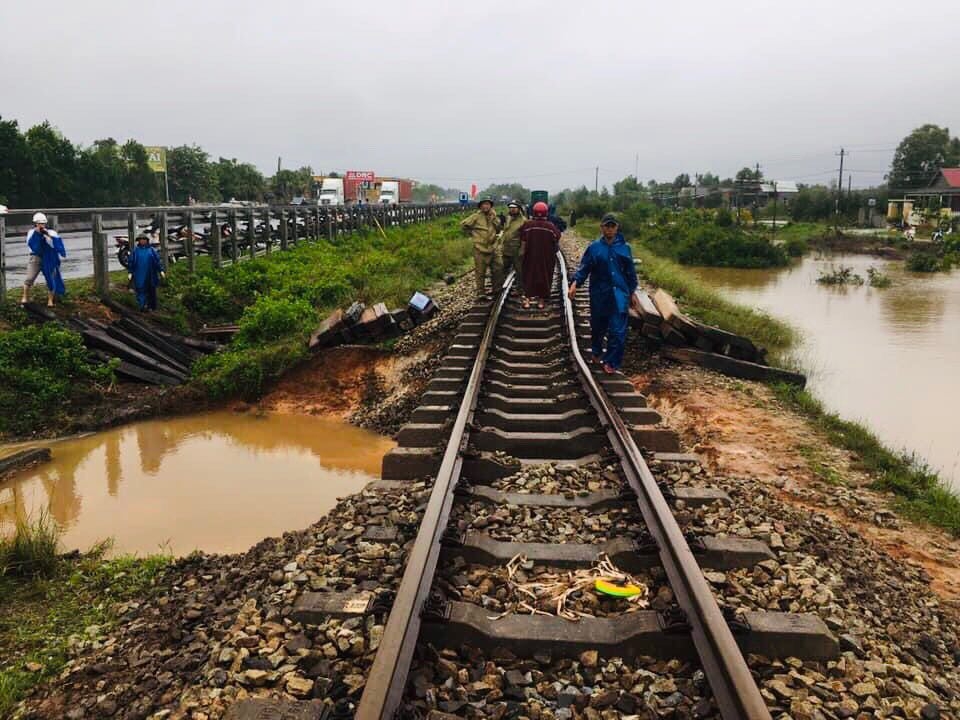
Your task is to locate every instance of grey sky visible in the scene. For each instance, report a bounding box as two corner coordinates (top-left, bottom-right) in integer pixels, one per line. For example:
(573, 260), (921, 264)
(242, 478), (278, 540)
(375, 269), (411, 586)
(3, 0), (959, 192)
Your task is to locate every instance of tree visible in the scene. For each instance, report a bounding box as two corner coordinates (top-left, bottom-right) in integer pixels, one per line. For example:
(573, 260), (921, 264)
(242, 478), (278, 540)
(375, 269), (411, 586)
(76, 138), (126, 206)
(411, 183), (455, 203)
(735, 166), (763, 183)
(479, 183), (531, 204)
(888, 124), (960, 189)
(672, 173), (691, 189)
(167, 145), (219, 203)
(269, 167), (314, 203)
(23, 122), (78, 207)
(699, 172), (720, 187)
(0, 116), (31, 206)
(216, 158), (265, 201)
(121, 140), (163, 205)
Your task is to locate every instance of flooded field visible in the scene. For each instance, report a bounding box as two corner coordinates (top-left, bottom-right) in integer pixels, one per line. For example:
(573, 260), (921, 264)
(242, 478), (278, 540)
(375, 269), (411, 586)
(692, 253), (960, 488)
(0, 411), (395, 556)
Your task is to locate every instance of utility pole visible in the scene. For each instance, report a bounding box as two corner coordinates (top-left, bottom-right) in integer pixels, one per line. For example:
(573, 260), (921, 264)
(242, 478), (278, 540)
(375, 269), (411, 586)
(835, 148), (845, 215)
(848, 175), (852, 196)
(595, 166), (599, 193)
(277, 157), (282, 173)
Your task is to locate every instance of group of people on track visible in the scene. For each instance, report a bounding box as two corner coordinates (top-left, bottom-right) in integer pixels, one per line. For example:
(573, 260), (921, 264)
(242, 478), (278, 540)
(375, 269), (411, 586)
(461, 199), (641, 374)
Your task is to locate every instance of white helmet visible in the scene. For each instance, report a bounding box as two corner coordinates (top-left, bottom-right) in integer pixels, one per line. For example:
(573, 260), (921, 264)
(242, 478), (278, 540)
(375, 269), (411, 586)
(33, 212), (48, 224)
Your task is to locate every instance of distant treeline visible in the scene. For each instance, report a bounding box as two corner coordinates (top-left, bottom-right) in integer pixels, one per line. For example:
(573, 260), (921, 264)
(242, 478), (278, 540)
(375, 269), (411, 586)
(0, 116), (315, 208)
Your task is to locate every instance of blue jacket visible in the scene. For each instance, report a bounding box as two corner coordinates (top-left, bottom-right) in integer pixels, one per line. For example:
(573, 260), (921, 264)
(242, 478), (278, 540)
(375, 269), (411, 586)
(26, 228), (67, 296)
(128, 245), (164, 289)
(573, 233), (638, 315)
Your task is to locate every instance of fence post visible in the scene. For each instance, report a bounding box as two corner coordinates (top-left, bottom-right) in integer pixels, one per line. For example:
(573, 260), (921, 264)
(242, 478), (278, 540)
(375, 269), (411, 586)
(278, 208), (287, 251)
(326, 208), (333, 242)
(127, 211), (137, 247)
(263, 207), (272, 255)
(92, 213), (108, 297)
(184, 210), (196, 272)
(159, 212), (170, 268)
(0, 216), (6, 300)
(210, 210), (222, 268)
(226, 211), (237, 261)
(245, 208), (255, 259)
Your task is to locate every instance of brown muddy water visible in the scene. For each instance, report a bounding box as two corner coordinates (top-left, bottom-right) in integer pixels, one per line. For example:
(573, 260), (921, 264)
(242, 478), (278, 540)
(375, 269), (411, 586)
(0, 411), (395, 557)
(691, 254), (960, 488)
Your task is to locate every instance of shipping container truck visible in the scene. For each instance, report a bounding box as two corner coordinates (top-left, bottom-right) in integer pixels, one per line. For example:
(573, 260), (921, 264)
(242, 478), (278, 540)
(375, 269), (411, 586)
(378, 179), (413, 204)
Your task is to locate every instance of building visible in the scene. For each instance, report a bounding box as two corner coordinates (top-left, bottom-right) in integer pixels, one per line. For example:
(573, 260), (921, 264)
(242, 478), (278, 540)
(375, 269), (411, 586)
(904, 168), (960, 214)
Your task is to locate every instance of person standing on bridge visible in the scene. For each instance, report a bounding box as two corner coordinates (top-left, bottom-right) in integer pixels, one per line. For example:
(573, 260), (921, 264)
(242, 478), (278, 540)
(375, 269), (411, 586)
(460, 197), (503, 297)
(519, 202), (561, 310)
(21, 212), (66, 307)
(567, 213), (640, 374)
(127, 234), (165, 312)
(499, 200), (526, 283)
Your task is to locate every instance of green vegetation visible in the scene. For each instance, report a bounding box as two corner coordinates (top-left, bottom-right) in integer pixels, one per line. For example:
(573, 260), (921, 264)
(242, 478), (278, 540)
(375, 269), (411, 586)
(772, 383), (960, 535)
(866, 267), (892, 288)
(0, 114), (313, 206)
(0, 512), (60, 579)
(905, 234), (960, 272)
(906, 251), (946, 272)
(0, 529), (171, 716)
(169, 215), (470, 399)
(640, 211), (789, 268)
(0, 325), (117, 437)
(817, 265), (864, 286)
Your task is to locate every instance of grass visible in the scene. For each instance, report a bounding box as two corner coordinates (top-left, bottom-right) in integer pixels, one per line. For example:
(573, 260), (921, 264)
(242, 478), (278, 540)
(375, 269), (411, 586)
(773, 383), (960, 535)
(0, 512), (60, 578)
(0, 518), (172, 715)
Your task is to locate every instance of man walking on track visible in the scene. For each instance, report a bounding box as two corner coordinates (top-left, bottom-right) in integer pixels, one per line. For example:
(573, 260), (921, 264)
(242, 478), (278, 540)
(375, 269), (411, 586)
(567, 213), (640, 374)
(499, 200), (526, 280)
(460, 197), (503, 298)
(519, 201), (561, 309)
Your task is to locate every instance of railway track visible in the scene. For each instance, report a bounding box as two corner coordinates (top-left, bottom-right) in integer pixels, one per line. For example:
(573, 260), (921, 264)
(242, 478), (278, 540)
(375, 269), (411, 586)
(286, 251), (837, 720)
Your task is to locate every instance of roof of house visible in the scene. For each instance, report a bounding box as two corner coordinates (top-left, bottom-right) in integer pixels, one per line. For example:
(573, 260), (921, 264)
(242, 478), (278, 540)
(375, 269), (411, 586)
(940, 168), (960, 187)
(760, 181), (799, 194)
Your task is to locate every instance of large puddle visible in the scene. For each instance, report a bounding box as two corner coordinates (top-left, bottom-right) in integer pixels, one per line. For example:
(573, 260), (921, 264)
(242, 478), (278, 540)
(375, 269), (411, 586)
(0, 412), (395, 556)
(691, 253), (960, 487)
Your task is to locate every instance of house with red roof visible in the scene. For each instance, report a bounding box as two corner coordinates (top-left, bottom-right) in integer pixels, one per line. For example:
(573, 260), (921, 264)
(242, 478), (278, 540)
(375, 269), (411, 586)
(905, 168), (960, 214)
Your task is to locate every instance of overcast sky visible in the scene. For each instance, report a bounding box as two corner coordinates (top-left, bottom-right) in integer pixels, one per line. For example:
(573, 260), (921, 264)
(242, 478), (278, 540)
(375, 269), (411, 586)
(3, 0), (959, 192)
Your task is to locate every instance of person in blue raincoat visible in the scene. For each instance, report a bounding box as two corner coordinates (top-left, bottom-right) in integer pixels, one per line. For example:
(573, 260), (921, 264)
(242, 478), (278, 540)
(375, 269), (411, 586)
(567, 213), (640, 374)
(21, 212), (66, 306)
(127, 234), (165, 311)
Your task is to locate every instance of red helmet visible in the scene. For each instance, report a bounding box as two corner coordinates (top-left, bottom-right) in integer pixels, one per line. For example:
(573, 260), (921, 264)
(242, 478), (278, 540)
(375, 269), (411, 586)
(532, 201), (548, 217)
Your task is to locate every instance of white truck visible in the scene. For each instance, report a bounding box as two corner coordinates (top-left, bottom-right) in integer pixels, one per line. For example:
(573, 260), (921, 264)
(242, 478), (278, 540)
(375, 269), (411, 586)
(379, 181), (400, 205)
(317, 177), (345, 206)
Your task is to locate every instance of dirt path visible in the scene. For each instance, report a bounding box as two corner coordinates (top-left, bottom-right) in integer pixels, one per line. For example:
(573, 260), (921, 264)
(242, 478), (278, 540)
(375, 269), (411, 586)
(630, 361), (960, 605)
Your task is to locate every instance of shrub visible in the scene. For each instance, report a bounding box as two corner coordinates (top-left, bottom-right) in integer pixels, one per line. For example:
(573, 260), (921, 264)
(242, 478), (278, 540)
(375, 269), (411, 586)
(0, 326), (115, 436)
(905, 252), (940, 272)
(784, 237), (808, 257)
(235, 295), (316, 347)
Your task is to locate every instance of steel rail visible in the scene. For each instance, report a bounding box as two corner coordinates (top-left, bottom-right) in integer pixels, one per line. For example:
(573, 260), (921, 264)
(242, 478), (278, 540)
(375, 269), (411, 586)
(355, 272), (516, 720)
(558, 252), (771, 720)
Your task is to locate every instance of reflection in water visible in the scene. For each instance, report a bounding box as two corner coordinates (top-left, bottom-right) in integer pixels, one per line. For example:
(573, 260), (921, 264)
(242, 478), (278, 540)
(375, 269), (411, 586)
(692, 254), (960, 487)
(0, 412), (395, 556)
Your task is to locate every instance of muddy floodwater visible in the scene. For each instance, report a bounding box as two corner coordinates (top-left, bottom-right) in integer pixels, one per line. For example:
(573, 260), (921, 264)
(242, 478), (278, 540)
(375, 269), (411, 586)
(692, 254), (960, 488)
(0, 412), (395, 556)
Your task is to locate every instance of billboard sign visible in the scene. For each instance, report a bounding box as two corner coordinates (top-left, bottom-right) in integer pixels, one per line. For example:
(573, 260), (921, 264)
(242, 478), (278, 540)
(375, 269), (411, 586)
(145, 146), (167, 173)
(346, 171), (375, 182)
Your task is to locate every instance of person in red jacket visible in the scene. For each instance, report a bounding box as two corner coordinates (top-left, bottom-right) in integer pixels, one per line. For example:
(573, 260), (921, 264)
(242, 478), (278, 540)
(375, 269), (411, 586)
(519, 201), (561, 309)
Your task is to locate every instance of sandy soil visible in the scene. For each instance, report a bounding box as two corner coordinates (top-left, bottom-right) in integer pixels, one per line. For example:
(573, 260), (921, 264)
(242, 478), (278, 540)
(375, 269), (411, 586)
(631, 361), (960, 606)
(255, 345), (431, 420)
